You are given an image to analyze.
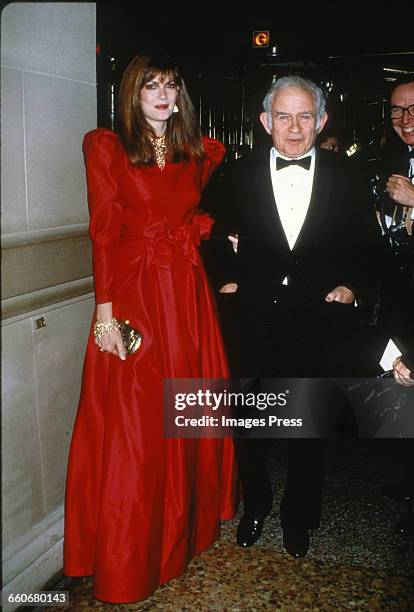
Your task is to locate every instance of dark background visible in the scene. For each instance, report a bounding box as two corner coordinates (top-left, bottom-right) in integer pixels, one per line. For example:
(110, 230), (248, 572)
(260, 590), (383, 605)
(97, 1), (414, 162)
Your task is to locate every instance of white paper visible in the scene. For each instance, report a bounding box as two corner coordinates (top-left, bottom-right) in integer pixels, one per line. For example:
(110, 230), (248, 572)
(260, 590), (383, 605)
(379, 338), (403, 371)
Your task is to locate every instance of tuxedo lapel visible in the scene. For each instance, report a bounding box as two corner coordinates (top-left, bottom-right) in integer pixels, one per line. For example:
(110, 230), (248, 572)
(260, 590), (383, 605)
(292, 149), (333, 253)
(253, 157), (290, 250)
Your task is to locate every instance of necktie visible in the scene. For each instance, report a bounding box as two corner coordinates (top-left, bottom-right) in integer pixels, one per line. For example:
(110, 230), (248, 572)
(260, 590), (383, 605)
(276, 156), (312, 171)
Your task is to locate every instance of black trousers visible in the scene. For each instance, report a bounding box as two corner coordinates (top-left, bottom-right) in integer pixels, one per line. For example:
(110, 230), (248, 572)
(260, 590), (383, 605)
(218, 289), (363, 528)
(235, 436), (327, 528)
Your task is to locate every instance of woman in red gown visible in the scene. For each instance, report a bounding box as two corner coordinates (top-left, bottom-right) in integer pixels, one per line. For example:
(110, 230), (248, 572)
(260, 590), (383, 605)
(64, 53), (237, 603)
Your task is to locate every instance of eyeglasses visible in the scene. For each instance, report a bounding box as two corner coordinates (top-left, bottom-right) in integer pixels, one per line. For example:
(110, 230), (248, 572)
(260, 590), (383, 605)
(390, 104), (414, 119)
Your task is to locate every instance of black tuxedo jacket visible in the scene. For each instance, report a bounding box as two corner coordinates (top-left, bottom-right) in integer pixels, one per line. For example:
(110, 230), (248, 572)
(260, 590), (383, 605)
(203, 148), (382, 376)
(206, 148), (380, 306)
(376, 143), (414, 368)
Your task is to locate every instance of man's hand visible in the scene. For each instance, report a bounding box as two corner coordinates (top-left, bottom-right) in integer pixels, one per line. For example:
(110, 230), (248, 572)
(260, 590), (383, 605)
(219, 283), (238, 293)
(219, 235), (239, 293)
(325, 286), (355, 304)
(393, 356), (414, 387)
(386, 174), (414, 207)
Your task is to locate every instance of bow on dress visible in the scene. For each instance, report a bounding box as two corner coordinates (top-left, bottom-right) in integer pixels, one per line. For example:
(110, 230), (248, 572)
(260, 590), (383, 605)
(142, 212), (214, 269)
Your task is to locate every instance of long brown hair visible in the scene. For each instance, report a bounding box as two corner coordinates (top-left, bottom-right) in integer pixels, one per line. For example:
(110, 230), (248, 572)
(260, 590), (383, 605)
(117, 54), (204, 165)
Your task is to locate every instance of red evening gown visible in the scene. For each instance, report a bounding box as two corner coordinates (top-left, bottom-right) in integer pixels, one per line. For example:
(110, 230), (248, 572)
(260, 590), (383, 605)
(63, 129), (238, 603)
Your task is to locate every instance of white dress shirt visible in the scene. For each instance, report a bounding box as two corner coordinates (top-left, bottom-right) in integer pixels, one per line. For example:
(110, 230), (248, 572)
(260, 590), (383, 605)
(269, 147), (316, 250)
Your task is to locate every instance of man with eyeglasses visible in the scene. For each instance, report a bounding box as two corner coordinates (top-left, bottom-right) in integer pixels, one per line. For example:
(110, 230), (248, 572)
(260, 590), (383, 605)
(386, 84), (414, 215)
(379, 77), (414, 384)
(380, 78), (414, 537)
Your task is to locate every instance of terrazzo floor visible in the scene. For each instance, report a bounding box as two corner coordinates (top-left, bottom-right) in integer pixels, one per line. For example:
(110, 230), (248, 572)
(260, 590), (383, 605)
(43, 439), (414, 611)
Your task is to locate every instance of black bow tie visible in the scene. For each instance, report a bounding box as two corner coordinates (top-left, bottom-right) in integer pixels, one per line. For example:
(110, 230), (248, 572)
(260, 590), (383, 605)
(276, 156), (312, 171)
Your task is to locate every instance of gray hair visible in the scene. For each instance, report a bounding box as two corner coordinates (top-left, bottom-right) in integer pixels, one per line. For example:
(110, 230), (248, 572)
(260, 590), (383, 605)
(263, 75), (326, 129)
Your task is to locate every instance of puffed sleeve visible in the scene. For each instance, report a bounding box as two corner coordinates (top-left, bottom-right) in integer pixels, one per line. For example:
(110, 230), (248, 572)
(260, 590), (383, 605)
(83, 129), (124, 304)
(201, 136), (226, 189)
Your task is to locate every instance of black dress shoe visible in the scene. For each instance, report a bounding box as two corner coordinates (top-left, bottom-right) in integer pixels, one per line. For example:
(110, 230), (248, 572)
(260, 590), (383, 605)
(382, 484), (414, 503)
(282, 525), (310, 558)
(236, 514), (267, 547)
(395, 514), (414, 537)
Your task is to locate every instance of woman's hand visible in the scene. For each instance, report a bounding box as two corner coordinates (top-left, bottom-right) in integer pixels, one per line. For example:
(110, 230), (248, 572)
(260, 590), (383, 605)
(95, 303), (126, 360)
(95, 327), (126, 360)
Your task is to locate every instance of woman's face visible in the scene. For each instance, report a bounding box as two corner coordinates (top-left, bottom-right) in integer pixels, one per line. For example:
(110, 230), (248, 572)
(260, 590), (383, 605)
(140, 73), (179, 133)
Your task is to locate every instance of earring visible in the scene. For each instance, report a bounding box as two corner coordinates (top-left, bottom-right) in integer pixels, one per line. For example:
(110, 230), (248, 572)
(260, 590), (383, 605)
(173, 104), (179, 113)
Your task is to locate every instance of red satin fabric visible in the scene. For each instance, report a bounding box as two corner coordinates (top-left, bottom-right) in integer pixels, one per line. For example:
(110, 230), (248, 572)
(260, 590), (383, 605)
(63, 129), (238, 603)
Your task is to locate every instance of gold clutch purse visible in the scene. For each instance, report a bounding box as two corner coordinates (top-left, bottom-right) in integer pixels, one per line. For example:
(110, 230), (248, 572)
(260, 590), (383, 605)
(117, 319), (143, 354)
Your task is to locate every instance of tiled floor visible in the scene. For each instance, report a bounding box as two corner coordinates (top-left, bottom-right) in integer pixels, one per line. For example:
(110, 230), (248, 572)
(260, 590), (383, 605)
(45, 440), (413, 611)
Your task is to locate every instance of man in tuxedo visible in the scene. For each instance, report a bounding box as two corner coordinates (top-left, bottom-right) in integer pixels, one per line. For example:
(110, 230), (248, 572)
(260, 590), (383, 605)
(381, 78), (414, 376)
(211, 75), (380, 557)
(379, 78), (414, 536)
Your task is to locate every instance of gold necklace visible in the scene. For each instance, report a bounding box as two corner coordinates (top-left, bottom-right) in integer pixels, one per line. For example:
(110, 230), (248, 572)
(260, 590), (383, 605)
(151, 135), (167, 170)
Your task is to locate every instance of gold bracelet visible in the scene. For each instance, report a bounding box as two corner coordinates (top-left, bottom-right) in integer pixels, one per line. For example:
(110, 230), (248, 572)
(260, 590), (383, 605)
(93, 318), (119, 341)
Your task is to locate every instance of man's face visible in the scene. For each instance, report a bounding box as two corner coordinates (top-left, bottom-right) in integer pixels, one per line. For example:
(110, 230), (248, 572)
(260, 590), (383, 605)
(390, 82), (414, 146)
(260, 86), (327, 158)
(320, 136), (340, 153)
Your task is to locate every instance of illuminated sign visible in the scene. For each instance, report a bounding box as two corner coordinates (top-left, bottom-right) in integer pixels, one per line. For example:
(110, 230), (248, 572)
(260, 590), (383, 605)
(252, 31), (270, 48)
